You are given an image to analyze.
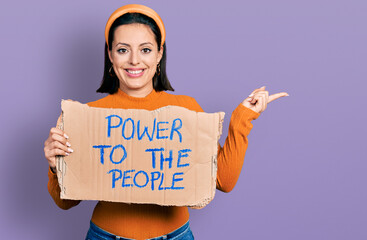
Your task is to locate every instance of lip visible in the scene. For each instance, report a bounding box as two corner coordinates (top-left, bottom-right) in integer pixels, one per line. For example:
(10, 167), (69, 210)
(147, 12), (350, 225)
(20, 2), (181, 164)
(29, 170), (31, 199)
(124, 68), (145, 78)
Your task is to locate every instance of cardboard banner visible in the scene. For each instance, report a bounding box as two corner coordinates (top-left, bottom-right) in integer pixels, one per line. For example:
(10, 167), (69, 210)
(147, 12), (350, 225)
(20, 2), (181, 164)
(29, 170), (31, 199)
(56, 100), (224, 208)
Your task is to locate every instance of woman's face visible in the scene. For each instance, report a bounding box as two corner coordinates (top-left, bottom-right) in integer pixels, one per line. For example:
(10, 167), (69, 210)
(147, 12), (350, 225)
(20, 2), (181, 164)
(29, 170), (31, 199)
(108, 23), (163, 97)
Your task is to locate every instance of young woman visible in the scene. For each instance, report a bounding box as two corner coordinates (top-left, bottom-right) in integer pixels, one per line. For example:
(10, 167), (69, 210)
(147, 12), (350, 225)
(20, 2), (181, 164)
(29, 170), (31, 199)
(44, 4), (288, 240)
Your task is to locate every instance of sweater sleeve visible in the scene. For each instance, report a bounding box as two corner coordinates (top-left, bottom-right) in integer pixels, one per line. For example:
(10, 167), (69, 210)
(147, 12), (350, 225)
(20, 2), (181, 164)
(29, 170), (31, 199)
(184, 97), (260, 192)
(216, 104), (260, 192)
(48, 167), (81, 210)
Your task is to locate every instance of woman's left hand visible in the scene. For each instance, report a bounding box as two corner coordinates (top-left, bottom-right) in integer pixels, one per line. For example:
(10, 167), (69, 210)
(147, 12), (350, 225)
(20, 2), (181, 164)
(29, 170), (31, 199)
(241, 86), (289, 114)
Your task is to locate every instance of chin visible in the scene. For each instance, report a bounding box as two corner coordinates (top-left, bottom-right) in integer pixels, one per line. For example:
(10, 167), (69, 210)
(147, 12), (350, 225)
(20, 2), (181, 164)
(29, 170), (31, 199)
(123, 81), (151, 90)
(127, 82), (147, 89)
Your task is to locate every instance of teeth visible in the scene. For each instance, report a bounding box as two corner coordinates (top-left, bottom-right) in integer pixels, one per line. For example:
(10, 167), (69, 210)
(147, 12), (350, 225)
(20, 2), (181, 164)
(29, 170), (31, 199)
(127, 69), (143, 74)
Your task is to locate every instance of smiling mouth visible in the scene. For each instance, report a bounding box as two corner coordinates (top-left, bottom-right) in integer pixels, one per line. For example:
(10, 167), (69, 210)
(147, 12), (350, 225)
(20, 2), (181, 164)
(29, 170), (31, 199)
(125, 69), (144, 74)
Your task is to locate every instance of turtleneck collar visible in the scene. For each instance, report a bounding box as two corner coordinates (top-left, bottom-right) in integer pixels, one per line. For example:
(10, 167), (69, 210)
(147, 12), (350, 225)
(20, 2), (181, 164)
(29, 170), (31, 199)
(115, 88), (161, 104)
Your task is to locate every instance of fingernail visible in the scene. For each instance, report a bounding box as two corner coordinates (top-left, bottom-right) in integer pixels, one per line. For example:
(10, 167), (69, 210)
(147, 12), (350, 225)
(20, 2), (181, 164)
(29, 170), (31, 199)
(68, 148), (74, 153)
(261, 86), (266, 88)
(64, 133), (69, 139)
(66, 142), (71, 147)
(247, 98), (252, 101)
(286, 93), (290, 96)
(249, 93), (254, 97)
(65, 152), (69, 156)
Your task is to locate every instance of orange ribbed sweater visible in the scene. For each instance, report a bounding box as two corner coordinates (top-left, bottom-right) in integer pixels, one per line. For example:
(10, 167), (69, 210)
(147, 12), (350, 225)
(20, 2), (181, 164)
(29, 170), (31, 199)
(48, 89), (260, 239)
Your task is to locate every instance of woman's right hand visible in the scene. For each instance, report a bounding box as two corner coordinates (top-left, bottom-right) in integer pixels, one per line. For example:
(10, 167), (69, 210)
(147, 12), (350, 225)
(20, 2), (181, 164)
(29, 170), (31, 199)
(44, 127), (73, 173)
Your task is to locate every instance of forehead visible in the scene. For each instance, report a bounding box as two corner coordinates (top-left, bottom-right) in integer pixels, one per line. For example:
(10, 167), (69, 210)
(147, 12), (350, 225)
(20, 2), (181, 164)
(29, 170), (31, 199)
(113, 23), (156, 46)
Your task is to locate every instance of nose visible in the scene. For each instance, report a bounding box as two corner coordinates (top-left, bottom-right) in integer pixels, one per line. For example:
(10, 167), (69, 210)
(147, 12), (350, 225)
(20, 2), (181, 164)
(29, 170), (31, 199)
(129, 50), (140, 65)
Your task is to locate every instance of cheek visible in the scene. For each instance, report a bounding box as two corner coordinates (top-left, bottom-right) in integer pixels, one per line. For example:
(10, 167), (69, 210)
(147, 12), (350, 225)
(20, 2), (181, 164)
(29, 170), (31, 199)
(145, 56), (159, 69)
(112, 55), (126, 66)
(109, 50), (118, 63)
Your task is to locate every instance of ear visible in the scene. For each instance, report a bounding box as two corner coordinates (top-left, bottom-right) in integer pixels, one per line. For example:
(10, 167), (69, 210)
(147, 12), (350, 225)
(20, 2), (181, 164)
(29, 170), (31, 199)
(157, 45), (164, 64)
(108, 48), (113, 64)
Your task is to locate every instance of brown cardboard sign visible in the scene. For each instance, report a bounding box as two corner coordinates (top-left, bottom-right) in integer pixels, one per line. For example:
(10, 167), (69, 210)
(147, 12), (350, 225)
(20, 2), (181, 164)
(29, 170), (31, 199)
(56, 100), (224, 207)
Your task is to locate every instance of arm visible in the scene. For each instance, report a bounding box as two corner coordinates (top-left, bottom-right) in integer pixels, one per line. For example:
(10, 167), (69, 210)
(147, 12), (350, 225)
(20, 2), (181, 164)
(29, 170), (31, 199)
(185, 87), (287, 193)
(216, 86), (288, 192)
(183, 96), (260, 192)
(216, 104), (260, 192)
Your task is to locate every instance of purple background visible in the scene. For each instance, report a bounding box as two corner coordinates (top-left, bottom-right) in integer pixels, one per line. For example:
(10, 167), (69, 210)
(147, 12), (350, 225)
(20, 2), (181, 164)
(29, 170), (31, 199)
(1, 0), (366, 239)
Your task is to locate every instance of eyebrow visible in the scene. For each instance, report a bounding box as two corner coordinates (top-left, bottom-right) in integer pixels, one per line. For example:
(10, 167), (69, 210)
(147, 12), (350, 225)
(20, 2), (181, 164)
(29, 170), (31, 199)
(115, 42), (154, 47)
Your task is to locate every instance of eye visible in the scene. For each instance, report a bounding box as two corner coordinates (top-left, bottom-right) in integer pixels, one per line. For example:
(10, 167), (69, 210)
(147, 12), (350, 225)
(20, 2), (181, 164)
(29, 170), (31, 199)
(142, 48), (152, 53)
(117, 48), (128, 54)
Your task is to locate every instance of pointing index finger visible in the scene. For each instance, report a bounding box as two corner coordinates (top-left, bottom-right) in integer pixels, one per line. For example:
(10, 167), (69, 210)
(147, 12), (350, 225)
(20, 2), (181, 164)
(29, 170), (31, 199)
(268, 92), (289, 103)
